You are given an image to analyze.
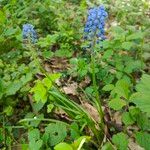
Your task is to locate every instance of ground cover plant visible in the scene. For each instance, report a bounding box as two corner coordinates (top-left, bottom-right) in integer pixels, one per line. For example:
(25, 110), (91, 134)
(0, 0), (150, 149)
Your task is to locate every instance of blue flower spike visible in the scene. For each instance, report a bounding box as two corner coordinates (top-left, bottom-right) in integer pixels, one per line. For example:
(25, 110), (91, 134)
(22, 23), (37, 44)
(84, 5), (108, 49)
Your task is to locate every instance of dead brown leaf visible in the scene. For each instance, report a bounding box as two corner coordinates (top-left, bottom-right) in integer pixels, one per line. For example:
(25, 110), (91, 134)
(112, 112), (122, 125)
(62, 82), (78, 95)
(79, 76), (91, 88)
(81, 102), (100, 122)
(128, 138), (144, 150)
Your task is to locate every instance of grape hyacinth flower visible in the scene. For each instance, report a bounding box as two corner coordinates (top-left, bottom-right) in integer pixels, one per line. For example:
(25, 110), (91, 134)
(83, 5), (108, 49)
(22, 24), (37, 44)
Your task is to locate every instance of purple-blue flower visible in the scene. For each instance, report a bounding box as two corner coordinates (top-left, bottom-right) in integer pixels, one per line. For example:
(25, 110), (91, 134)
(22, 24), (37, 44)
(84, 5), (108, 45)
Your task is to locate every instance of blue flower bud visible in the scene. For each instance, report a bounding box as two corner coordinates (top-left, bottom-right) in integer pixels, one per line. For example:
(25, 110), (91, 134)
(22, 23), (37, 44)
(83, 5), (108, 49)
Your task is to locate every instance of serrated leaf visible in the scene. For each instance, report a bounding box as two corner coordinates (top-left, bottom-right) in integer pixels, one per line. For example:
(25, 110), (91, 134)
(109, 98), (126, 110)
(54, 143), (73, 150)
(130, 74), (150, 116)
(121, 42), (133, 50)
(122, 112), (135, 126)
(102, 84), (114, 91)
(31, 80), (47, 103)
(136, 113), (150, 131)
(135, 132), (150, 150)
(112, 132), (128, 150)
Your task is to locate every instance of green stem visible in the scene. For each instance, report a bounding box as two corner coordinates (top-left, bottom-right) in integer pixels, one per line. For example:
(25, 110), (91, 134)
(91, 53), (104, 126)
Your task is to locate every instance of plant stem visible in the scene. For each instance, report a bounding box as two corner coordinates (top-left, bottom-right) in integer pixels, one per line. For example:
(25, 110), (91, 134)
(91, 53), (104, 122)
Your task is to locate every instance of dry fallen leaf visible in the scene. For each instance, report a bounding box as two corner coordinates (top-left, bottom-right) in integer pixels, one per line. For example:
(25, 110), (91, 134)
(79, 76), (91, 88)
(112, 112), (122, 125)
(62, 83), (78, 95)
(81, 102), (100, 122)
(128, 138), (144, 150)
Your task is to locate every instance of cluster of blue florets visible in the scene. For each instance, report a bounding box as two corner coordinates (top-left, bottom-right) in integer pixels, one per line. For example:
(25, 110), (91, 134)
(22, 24), (37, 44)
(84, 5), (108, 47)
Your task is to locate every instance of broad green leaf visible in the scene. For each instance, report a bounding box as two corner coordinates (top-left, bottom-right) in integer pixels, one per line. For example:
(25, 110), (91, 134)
(122, 112), (135, 126)
(130, 74), (150, 116)
(121, 42), (133, 50)
(44, 123), (67, 146)
(102, 84), (114, 91)
(115, 79), (130, 99)
(109, 98), (126, 110)
(6, 80), (22, 96)
(112, 132), (128, 150)
(54, 143), (73, 150)
(135, 132), (150, 150)
(28, 129), (43, 150)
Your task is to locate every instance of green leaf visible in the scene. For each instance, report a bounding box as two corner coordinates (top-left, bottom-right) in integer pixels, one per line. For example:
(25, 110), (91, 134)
(28, 129), (43, 150)
(114, 79), (130, 99)
(101, 142), (114, 150)
(103, 50), (113, 59)
(42, 51), (54, 59)
(47, 104), (54, 113)
(31, 80), (47, 103)
(6, 80), (22, 96)
(44, 123), (67, 146)
(0, 10), (6, 24)
(4, 106), (13, 116)
(126, 31), (144, 40)
(136, 113), (150, 131)
(109, 98), (126, 110)
(112, 132), (128, 150)
(72, 136), (91, 150)
(121, 42), (133, 50)
(43, 77), (52, 89)
(135, 132), (150, 150)
(122, 112), (135, 126)
(4, 27), (17, 36)
(130, 74), (150, 116)
(47, 73), (61, 82)
(102, 84), (114, 91)
(70, 122), (80, 140)
(54, 143), (73, 150)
